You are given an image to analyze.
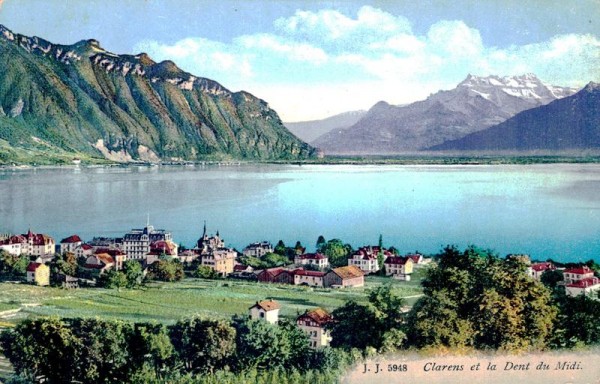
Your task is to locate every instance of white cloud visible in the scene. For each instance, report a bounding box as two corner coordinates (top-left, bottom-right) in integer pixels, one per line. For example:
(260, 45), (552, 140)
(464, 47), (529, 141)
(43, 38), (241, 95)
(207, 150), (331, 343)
(134, 7), (600, 121)
(237, 34), (328, 64)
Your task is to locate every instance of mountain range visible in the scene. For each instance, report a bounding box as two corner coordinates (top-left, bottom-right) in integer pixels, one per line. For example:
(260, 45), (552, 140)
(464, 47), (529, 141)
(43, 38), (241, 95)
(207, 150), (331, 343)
(430, 82), (600, 152)
(312, 74), (579, 154)
(0, 25), (313, 163)
(284, 110), (366, 143)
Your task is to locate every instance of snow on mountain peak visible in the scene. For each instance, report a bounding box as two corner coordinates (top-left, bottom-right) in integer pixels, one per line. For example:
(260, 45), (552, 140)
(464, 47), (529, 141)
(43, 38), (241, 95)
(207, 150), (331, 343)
(458, 73), (577, 103)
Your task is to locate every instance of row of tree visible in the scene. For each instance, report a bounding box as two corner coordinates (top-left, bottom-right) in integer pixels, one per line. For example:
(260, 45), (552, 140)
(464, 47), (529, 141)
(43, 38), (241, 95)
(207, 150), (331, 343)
(0, 315), (351, 384)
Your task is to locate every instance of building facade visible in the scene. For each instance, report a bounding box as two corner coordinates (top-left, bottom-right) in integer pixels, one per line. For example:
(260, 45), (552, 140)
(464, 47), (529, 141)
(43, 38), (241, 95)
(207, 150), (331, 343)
(296, 308), (333, 348)
(249, 300), (280, 324)
(243, 241), (273, 257)
(323, 266), (364, 288)
(294, 253), (329, 270)
(26, 262), (50, 286)
(123, 223), (172, 260)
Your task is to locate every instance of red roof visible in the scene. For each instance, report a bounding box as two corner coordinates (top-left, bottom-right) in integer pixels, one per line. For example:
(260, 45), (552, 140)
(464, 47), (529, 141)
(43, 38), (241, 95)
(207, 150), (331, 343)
(250, 299), (281, 311)
(406, 254), (423, 263)
(531, 262), (555, 272)
(384, 256), (411, 265)
(81, 244), (93, 250)
(564, 266), (594, 275)
(567, 277), (600, 288)
(22, 231), (54, 246)
(295, 269), (325, 277)
(60, 235), (82, 244)
(26, 262), (43, 272)
(94, 248), (125, 257)
(297, 253), (327, 260)
(297, 308), (333, 326)
(149, 240), (177, 255)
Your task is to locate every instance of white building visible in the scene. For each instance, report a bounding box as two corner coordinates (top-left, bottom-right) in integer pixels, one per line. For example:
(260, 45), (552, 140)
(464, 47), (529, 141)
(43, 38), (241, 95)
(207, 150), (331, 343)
(294, 253), (329, 270)
(123, 223), (172, 260)
(249, 299), (280, 324)
(243, 241), (274, 257)
(294, 269), (325, 287)
(563, 266), (600, 297)
(296, 308), (333, 348)
(59, 235), (83, 254)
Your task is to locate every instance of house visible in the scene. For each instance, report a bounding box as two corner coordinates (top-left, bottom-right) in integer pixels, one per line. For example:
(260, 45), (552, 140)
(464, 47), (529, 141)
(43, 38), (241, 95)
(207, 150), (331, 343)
(323, 265), (364, 288)
(528, 262), (556, 280)
(94, 248), (127, 271)
(123, 222), (173, 260)
(75, 243), (94, 259)
(177, 249), (199, 264)
(2, 230), (55, 258)
(563, 266), (595, 284)
(56, 274), (79, 289)
(257, 268), (295, 284)
(563, 266), (600, 297)
(566, 277), (600, 297)
(59, 235), (82, 254)
(384, 256), (414, 280)
(26, 262), (50, 286)
(0, 235), (25, 255)
(201, 249), (236, 276)
(249, 299), (280, 324)
(84, 253), (115, 275)
(406, 253), (424, 265)
(296, 308), (333, 348)
(145, 240), (179, 266)
(243, 241), (273, 257)
(234, 264), (255, 273)
(347, 246), (391, 274)
(294, 269), (325, 287)
(294, 253), (329, 270)
(23, 230), (55, 259)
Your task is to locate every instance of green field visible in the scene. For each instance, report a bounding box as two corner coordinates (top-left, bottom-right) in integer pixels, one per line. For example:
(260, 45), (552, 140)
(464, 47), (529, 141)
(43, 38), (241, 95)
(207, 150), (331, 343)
(0, 270), (427, 325)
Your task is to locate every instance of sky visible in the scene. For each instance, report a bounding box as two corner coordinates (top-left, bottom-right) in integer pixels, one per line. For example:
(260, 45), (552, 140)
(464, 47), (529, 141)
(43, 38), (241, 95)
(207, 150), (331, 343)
(0, 1), (598, 121)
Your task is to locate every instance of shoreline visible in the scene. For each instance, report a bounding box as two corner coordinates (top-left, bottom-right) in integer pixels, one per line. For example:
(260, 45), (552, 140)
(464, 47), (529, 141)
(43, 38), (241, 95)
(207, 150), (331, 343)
(3, 154), (600, 170)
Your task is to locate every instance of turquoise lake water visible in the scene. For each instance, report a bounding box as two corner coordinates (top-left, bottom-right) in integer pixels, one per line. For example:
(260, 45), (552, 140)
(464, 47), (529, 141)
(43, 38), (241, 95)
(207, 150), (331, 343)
(1, 163), (599, 262)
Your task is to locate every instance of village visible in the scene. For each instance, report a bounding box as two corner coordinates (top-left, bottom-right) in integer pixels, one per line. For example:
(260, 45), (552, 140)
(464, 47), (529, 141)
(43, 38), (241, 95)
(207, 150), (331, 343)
(1, 221), (599, 352)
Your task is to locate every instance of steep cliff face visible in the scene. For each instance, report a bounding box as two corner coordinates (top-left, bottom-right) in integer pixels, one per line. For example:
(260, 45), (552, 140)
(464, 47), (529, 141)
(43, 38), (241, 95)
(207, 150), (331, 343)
(0, 25), (313, 163)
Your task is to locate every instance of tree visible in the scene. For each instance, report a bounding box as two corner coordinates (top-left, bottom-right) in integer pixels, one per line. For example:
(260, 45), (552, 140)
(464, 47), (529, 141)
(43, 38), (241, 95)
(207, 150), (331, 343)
(69, 318), (132, 383)
(540, 269), (564, 292)
(406, 246), (557, 351)
(233, 316), (291, 371)
(327, 301), (380, 350)
(550, 295), (600, 348)
(0, 251), (29, 279)
(261, 252), (289, 268)
(98, 269), (128, 289)
(195, 265), (220, 279)
(274, 240), (287, 256)
(123, 259), (144, 288)
(316, 235), (326, 252)
(50, 251), (77, 280)
(128, 323), (175, 376)
(320, 239), (353, 267)
(169, 317), (236, 373)
(0, 317), (80, 383)
(377, 234), (385, 273)
(146, 259), (184, 282)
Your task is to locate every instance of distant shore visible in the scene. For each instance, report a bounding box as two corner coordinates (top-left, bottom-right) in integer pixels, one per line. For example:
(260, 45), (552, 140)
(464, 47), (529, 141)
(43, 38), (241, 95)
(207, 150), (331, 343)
(3, 154), (600, 169)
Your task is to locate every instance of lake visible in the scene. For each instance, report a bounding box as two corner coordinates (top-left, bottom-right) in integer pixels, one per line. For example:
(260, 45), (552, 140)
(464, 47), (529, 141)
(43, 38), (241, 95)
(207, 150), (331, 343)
(1, 163), (599, 263)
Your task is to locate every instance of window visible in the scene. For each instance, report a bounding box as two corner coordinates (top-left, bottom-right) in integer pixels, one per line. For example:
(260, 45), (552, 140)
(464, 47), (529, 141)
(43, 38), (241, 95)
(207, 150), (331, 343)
(260, 312), (264, 318)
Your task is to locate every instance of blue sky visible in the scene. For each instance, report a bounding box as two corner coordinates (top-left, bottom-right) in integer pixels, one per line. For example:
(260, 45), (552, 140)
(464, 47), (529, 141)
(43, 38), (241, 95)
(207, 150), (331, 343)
(0, 0), (598, 121)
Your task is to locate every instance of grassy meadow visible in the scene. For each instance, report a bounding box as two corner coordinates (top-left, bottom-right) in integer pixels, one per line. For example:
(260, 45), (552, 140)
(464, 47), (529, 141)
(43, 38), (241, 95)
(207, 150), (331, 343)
(0, 268), (428, 326)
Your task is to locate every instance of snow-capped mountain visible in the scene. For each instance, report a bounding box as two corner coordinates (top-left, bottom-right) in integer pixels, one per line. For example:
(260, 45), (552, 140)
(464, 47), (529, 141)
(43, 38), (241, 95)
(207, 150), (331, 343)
(313, 74), (579, 154)
(431, 82), (600, 152)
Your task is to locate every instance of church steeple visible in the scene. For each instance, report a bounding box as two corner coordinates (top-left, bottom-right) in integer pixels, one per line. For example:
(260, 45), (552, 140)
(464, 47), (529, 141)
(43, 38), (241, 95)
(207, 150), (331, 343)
(203, 221), (207, 237)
